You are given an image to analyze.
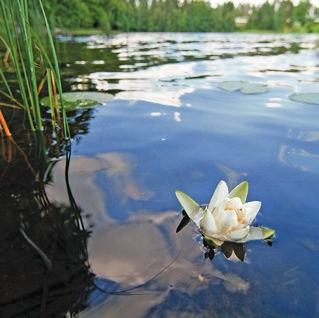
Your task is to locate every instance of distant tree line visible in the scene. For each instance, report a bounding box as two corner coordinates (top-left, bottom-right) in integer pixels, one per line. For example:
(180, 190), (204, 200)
(43, 0), (319, 33)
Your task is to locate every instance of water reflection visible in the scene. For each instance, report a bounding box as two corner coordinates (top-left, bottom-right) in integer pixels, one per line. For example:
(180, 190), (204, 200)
(0, 131), (94, 315)
(55, 32), (319, 317)
(205, 240), (246, 262)
(59, 33), (318, 111)
(80, 210), (250, 318)
(2, 31), (319, 317)
(59, 33), (317, 72)
(46, 152), (153, 224)
(279, 145), (319, 174)
(215, 164), (248, 189)
(0, 136), (13, 162)
(40, 149), (255, 317)
(288, 129), (319, 143)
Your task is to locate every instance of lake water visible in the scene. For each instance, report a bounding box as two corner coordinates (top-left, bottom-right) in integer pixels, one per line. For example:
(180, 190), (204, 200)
(1, 32), (319, 317)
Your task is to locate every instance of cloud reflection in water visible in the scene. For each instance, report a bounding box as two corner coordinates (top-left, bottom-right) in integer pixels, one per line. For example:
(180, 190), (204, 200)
(46, 152), (154, 225)
(46, 152), (251, 318)
(81, 211), (250, 318)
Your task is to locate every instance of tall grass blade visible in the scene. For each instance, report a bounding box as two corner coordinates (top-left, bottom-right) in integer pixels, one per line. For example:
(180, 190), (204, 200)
(0, 0), (69, 137)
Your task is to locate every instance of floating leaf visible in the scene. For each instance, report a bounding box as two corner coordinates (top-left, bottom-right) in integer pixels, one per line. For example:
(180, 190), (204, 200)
(240, 83), (268, 94)
(289, 93), (319, 105)
(218, 81), (268, 94)
(229, 181), (249, 204)
(41, 92), (114, 111)
(218, 81), (244, 92)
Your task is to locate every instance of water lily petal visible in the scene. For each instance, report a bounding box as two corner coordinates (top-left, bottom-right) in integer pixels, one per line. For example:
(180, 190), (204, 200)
(214, 205), (238, 233)
(226, 227), (250, 241)
(175, 190), (204, 226)
(229, 181), (249, 204)
(228, 197), (243, 209)
(238, 226), (275, 242)
(200, 210), (218, 236)
(243, 201), (261, 225)
(208, 180), (229, 212)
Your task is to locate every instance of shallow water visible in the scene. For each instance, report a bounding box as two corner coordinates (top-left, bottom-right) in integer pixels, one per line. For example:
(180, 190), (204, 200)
(1, 32), (319, 317)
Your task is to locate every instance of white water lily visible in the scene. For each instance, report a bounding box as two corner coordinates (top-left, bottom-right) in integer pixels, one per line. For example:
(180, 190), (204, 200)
(175, 180), (275, 244)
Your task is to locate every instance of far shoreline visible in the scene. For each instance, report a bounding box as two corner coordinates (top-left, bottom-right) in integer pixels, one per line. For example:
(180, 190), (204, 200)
(55, 28), (319, 37)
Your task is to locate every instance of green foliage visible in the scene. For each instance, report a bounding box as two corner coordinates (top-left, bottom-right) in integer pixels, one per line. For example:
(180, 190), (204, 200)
(41, 92), (114, 111)
(0, 0), (69, 136)
(42, 0), (318, 33)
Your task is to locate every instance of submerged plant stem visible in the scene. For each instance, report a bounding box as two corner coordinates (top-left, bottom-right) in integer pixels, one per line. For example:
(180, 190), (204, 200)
(20, 228), (53, 272)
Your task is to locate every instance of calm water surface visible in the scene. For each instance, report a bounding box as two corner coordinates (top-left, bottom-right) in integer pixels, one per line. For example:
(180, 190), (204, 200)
(1, 33), (319, 317)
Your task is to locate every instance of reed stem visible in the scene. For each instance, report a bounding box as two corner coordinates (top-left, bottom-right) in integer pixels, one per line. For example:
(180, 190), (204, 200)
(0, 110), (12, 137)
(0, 0), (69, 137)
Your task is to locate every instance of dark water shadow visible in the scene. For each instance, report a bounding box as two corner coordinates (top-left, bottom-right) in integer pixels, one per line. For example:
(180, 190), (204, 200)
(0, 124), (95, 317)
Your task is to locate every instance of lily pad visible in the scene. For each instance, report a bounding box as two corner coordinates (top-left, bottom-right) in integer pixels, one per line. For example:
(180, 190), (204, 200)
(289, 93), (319, 105)
(240, 83), (268, 94)
(218, 81), (268, 94)
(218, 81), (244, 92)
(41, 92), (114, 111)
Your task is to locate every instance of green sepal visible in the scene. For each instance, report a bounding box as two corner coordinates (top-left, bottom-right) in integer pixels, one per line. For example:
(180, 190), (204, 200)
(229, 181), (249, 204)
(261, 227), (276, 239)
(175, 190), (204, 225)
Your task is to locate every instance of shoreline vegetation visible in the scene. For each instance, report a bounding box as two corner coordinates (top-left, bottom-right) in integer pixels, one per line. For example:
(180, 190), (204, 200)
(0, 0), (318, 137)
(45, 0), (319, 34)
(54, 28), (318, 37)
(0, 0), (69, 136)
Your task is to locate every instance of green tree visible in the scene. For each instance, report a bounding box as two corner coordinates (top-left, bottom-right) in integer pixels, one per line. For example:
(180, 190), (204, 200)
(276, 0), (294, 31)
(255, 1), (276, 30)
(293, 0), (311, 24)
(184, 1), (215, 32)
(42, 0), (318, 33)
